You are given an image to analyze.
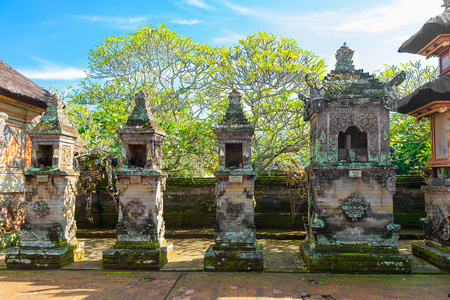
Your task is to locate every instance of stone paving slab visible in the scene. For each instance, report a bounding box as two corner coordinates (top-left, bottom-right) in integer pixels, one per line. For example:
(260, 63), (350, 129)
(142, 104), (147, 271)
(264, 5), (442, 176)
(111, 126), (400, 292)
(0, 270), (447, 299)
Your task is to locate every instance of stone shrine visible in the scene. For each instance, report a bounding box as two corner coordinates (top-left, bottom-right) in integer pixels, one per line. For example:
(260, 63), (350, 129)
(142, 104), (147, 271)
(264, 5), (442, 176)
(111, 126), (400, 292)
(398, 0), (450, 270)
(204, 89), (263, 271)
(5, 95), (84, 269)
(299, 44), (412, 273)
(102, 91), (172, 269)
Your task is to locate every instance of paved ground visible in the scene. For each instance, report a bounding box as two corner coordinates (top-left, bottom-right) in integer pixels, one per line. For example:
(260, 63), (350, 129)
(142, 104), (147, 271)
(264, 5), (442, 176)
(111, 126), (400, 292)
(0, 270), (448, 299)
(0, 234), (448, 299)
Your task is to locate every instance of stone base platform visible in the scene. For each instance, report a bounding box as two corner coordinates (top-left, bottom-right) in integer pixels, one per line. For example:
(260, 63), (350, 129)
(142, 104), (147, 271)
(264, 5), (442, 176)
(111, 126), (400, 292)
(5, 241), (85, 269)
(204, 244), (263, 272)
(102, 244), (173, 270)
(300, 242), (411, 273)
(412, 241), (450, 270)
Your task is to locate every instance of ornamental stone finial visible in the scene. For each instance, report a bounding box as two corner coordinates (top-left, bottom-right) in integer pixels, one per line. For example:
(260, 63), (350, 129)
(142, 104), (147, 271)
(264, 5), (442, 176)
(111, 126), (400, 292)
(228, 89), (242, 105)
(335, 43), (355, 71)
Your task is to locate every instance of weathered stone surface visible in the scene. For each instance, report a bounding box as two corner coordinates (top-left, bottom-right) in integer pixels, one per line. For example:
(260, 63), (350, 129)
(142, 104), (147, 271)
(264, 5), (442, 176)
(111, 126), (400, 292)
(204, 244), (263, 272)
(301, 45), (410, 273)
(300, 242), (411, 273)
(6, 240), (84, 269)
(102, 244), (173, 270)
(411, 241), (450, 270)
(102, 91), (170, 270)
(205, 89), (263, 271)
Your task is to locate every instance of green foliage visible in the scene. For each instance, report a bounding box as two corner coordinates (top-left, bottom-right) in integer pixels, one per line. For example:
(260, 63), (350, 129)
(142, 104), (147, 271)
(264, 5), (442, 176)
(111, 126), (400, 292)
(376, 61), (438, 174)
(64, 26), (325, 176)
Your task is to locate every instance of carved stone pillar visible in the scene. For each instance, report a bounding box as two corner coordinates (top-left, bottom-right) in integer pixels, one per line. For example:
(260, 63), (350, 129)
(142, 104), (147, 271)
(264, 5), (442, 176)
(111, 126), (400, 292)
(5, 95), (84, 269)
(299, 44), (411, 273)
(102, 91), (172, 269)
(204, 89), (263, 271)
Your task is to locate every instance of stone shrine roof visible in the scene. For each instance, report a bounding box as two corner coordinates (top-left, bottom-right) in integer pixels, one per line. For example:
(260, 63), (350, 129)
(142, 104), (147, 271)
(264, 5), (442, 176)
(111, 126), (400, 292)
(399, 3), (450, 55)
(215, 89), (253, 132)
(117, 91), (165, 136)
(0, 59), (51, 109)
(27, 95), (78, 138)
(309, 44), (396, 101)
(397, 73), (450, 114)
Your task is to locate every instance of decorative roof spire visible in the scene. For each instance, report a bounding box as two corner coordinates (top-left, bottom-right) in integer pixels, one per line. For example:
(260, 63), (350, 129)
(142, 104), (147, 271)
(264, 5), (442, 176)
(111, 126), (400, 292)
(335, 43), (355, 71)
(443, 0), (450, 9)
(120, 90), (165, 134)
(217, 89), (252, 129)
(28, 94), (78, 137)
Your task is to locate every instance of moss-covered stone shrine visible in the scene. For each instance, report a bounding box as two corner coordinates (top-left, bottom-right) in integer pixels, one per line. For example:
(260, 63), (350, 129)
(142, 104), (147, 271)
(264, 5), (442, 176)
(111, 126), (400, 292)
(299, 44), (412, 273)
(204, 89), (263, 271)
(102, 91), (173, 269)
(5, 95), (84, 269)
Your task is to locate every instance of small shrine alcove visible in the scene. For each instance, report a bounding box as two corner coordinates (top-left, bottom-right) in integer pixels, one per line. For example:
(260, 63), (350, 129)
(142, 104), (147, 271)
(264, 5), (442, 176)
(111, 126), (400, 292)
(225, 143), (243, 168)
(127, 144), (147, 168)
(36, 144), (53, 167)
(337, 126), (368, 161)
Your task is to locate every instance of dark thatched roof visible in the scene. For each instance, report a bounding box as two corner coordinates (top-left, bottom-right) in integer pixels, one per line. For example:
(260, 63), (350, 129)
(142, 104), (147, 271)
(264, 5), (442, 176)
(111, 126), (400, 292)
(0, 59), (51, 109)
(399, 6), (450, 54)
(397, 73), (450, 114)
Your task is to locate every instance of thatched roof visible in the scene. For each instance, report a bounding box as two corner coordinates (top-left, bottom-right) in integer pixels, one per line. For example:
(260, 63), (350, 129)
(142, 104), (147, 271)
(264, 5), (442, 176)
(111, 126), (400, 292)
(0, 59), (51, 109)
(399, 6), (450, 54)
(397, 73), (450, 114)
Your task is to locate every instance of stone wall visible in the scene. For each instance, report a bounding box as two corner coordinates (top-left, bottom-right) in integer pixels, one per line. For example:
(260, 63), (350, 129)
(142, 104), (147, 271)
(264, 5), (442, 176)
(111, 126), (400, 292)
(75, 175), (425, 230)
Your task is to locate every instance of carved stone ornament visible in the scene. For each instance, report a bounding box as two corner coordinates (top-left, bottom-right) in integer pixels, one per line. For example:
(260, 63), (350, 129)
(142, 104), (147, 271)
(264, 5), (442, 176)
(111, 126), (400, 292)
(0, 112), (8, 144)
(335, 43), (355, 71)
(47, 222), (63, 241)
(226, 203), (244, 220)
(126, 198), (145, 220)
(341, 194), (369, 222)
(33, 200), (50, 218)
(314, 171), (343, 190)
(116, 221), (129, 236)
(68, 221), (77, 239)
(61, 145), (71, 166)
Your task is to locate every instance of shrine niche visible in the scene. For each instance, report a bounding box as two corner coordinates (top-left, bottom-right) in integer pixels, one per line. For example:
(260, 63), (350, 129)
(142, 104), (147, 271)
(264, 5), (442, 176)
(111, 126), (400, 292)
(204, 89), (263, 272)
(102, 91), (172, 270)
(5, 95), (84, 269)
(398, 0), (450, 270)
(299, 44), (411, 273)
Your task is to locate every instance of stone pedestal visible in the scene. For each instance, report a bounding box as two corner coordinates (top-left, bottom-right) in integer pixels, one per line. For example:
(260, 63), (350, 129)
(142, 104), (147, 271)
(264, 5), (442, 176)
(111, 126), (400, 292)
(102, 91), (172, 270)
(102, 173), (173, 269)
(204, 90), (263, 271)
(300, 45), (411, 273)
(411, 186), (450, 270)
(5, 95), (84, 269)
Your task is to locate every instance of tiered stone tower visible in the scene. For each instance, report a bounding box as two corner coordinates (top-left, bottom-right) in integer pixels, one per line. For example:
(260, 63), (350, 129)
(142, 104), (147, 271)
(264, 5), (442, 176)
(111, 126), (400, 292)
(102, 91), (172, 269)
(204, 89), (263, 271)
(5, 95), (84, 269)
(299, 44), (412, 273)
(398, 0), (450, 270)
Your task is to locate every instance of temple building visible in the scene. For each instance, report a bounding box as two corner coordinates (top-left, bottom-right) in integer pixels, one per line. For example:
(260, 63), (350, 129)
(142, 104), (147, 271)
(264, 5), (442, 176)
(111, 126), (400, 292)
(398, 0), (450, 270)
(0, 60), (50, 247)
(299, 44), (411, 273)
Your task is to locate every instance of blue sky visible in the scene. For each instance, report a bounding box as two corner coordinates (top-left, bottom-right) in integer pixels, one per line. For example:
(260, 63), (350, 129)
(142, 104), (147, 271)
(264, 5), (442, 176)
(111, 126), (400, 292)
(0, 0), (444, 91)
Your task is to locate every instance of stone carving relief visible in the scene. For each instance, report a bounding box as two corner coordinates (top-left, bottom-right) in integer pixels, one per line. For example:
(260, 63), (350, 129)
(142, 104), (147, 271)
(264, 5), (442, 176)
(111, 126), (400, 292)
(314, 171), (343, 190)
(47, 222), (63, 241)
(0, 112), (8, 145)
(341, 194), (369, 222)
(364, 171), (395, 191)
(33, 200), (50, 218)
(63, 195), (75, 218)
(61, 145), (71, 166)
(126, 198), (145, 220)
(329, 112), (378, 161)
(226, 203), (244, 220)
(68, 221), (77, 240)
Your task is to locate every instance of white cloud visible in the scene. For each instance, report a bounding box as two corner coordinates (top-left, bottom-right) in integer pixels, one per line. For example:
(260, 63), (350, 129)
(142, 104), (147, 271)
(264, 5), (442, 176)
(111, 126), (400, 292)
(18, 58), (85, 80)
(221, 0), (443, 36)
(172, 18), (201, 25)
(212, 31), (246, 45)
(76, 15), (146, 30)
(185, 0), (210, 10)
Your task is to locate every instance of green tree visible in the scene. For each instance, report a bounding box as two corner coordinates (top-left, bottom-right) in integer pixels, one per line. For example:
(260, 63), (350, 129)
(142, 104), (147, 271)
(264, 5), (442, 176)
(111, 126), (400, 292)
(376, 61), (439, 174)
(202, 32), (325, 174)
(66, 26), (326, 176)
